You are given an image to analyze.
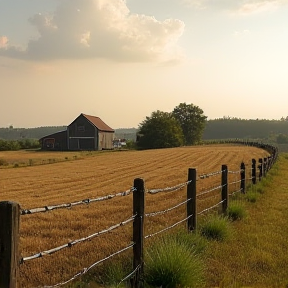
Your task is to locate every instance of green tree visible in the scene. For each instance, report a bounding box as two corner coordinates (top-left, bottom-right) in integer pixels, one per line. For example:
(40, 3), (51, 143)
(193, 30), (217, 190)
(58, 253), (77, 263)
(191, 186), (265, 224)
(172, 103), (207, 145)
(137, 110), (184, 149)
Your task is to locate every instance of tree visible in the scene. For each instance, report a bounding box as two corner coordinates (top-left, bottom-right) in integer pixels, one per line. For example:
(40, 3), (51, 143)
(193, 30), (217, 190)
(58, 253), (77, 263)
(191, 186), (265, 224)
(172, 103), (207, 145)
(137, 110), (184, 149)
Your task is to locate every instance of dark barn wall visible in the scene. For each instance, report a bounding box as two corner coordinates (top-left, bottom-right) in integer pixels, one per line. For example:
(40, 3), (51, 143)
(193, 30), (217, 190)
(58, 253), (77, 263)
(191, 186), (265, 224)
(40, 131), (68, 150)
(68, 115), (96, 150)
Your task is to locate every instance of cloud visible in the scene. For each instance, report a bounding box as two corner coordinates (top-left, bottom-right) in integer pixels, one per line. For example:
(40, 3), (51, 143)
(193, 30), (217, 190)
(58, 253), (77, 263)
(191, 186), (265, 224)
(181, 0), (288, 14)
(0, 36), (8, 48)
(0, 0), (185, 63)
(235, 0), (283, 15)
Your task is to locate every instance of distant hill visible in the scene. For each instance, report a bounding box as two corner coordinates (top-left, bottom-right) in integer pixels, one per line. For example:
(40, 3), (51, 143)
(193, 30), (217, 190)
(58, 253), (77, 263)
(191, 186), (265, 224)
(0, 126), (138, 141)
(1, 118), (288, 142)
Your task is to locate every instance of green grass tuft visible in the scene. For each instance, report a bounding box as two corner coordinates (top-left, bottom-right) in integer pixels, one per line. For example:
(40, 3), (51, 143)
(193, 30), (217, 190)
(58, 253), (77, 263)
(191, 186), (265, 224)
(145, 237), (205, 288)
(226, 202), (247, 220)
(200, 215), (231, 241)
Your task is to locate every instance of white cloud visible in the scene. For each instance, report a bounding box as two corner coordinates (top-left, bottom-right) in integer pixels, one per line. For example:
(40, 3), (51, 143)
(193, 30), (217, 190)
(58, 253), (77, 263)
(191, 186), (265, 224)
(0, 36), (8, 48)
(0, 0), (185, 63)
(235, 1), (281, 15)
(181, 0), (288, 13)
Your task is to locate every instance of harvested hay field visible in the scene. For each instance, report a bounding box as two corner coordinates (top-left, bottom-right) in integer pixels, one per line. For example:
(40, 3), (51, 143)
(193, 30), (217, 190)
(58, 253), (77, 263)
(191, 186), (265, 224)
(0, 145), (270, 287)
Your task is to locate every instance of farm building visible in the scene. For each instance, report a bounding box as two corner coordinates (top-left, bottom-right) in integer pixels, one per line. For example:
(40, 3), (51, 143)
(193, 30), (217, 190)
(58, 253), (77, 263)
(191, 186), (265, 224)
(39, 113), (114, 151)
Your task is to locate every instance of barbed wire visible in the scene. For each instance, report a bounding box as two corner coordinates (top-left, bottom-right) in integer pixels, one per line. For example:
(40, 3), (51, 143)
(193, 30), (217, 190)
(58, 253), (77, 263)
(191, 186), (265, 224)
(198, 200), (225, 215)
(117, 264), (141, 287)
(144, 215), (192, 239)
(145, 199), (190, 217)
(229, 188), (243, 196)
(147, 181), (191, 194)
(21, 215), (135, 263)
(197, 184), (225, 198)
(229, 179), (241, 186)
(228, 170), (242, 174)
(38, 243), (135, 288)
(21, 188), (135, 215)
(197, 193), (219, 202)
(197, 170), (224, 180)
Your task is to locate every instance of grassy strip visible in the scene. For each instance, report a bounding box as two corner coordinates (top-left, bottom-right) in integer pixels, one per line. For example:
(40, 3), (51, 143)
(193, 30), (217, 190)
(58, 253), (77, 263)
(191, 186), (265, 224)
(204, 153), (288, 288)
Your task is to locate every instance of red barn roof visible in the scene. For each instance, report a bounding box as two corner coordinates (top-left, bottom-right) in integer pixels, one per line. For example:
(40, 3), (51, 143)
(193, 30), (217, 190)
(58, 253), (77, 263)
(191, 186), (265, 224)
(81, 114), (114, 132)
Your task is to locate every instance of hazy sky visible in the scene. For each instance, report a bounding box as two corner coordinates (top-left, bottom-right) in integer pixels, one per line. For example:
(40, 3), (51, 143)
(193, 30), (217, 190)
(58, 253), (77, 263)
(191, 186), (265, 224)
(1, 0), (288, 128)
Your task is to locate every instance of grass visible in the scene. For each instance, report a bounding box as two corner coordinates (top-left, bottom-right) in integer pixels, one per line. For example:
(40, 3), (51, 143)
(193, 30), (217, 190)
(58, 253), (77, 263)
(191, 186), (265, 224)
(199, 215), (232, 241)
(144, 236), (205, 288)
(226, 201), (247, 221)
(203, 154), (288, 287)
(0, 145), (270, 287)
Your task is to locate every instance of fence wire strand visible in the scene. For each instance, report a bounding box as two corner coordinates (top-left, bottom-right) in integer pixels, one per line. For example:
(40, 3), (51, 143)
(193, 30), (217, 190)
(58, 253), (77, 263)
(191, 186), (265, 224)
(197, 184), (225, 197)
(117, 264), (141, 286)
(145, 199), (191, 217)
(147, 181), (191, 194)
(21, 188), (135, 215)
(145, 215), (192, 239)
(39, 243), (135, 288)
(198, 200), (225, 215)
(229, 188), (243, 196)
(197, 169), (224, 180)
(21, 216), (135, 263)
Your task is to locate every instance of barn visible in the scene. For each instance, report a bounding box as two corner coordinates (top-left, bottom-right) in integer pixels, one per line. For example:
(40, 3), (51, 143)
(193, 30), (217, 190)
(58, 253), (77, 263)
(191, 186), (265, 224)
(40, 113), (114, 151)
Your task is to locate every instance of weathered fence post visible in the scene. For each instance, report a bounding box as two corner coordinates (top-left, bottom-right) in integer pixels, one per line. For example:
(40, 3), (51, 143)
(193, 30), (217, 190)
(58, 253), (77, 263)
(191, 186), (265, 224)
(240, 162), (246, 193)
(263, 157), (267, 177)
(187, 168), (197, 232)
(132, 179), (145, 288)
(0, 201), (20, 288)
(258, 158), (263, 181)
(221, 165), (228, 214)
(252, 159), (257, 185)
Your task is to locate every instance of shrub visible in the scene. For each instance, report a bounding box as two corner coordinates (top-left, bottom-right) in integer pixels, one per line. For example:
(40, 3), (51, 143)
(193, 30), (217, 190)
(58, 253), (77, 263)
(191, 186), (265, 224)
(200, 215), (231, 241)
(145, 237), (204, 288)
(226, 202), (247, 221)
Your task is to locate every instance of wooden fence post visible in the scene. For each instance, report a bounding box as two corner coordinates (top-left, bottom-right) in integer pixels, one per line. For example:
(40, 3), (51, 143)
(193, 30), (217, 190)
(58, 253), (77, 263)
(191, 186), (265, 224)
(0, 201), (20, 288)
(187, 168), (197, 232)
(221, 165), (228, 214)
(263, 157), (267, 177)
(252, 159), (256, 185)
(132, 178), (145, 288)
(240, 162), (246, 193)
(258, 158), (263, 181)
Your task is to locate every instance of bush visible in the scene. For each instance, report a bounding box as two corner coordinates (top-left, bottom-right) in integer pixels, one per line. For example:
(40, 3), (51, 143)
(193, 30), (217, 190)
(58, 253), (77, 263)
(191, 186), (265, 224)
(226, 202), (247, 220)
(145, 237), (204, 288)
(199, 215), (231, 241)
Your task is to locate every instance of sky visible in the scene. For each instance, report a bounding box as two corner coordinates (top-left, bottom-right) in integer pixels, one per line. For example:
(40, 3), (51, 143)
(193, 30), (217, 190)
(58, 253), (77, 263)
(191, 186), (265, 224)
(0, 0), (288, 129)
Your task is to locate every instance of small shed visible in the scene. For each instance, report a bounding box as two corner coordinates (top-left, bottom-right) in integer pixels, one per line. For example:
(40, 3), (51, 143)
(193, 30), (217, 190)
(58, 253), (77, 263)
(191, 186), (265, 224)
(39, 113), (114, 151)
(67, 114), (114, 150)
(39, 130), (68, 150)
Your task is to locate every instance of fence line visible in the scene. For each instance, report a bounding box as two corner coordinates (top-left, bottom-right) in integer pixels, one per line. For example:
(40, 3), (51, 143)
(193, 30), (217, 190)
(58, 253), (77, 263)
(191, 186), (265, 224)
(21, 215), (135, 263)
(39, 243), (135, 288)
(20, 188), (135, 216)
(0, 141), (278, 288)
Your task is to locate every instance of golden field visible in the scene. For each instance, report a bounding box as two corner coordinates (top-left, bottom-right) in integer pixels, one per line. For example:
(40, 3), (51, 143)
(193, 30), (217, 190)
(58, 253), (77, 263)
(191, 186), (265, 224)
(0, 145), (270, 287)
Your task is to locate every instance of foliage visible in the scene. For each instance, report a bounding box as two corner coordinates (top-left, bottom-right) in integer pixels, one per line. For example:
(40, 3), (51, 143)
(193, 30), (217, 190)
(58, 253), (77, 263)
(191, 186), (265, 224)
(200, 215), (231, 241)
(145, 236), (205, 288)
(203, 118), (288, 140)
(276, 133), (288, 144)
(245, 191), (259, 202)
(137, 110), (184, 149)
(226, 202), (247, 220)
(172, 103), (207, 145)
(0, 138), (40, 151)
